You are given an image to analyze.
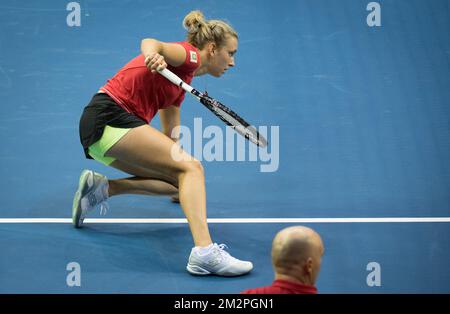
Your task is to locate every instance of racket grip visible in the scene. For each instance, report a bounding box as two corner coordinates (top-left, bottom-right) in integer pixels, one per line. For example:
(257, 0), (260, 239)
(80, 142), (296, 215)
(158, 68), (182, 86)
(158, 68), (193, 93)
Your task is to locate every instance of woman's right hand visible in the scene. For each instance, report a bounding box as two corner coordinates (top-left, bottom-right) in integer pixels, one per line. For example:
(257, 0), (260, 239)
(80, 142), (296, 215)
(144, 52), (167, 73)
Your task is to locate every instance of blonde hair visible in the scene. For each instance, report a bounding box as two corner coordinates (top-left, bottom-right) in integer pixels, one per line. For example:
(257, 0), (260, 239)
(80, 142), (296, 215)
(183, 10), (238, 50)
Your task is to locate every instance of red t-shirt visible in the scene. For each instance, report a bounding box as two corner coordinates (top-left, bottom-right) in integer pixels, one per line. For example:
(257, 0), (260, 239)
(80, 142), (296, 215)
(100, 41), (200, 123)
(241, 279), (318, 294)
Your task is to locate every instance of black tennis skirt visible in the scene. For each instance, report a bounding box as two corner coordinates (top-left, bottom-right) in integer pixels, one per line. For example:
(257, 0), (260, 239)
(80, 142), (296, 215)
(79, 93), (146, 159)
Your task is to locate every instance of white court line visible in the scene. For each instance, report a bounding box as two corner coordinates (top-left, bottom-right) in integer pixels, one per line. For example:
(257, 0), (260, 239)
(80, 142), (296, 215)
(0, 217), (450, 223)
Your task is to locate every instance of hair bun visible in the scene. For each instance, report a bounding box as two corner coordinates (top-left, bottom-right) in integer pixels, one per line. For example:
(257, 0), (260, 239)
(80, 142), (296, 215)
(183, 10), (238, 50)
(183, 10), (206, 34)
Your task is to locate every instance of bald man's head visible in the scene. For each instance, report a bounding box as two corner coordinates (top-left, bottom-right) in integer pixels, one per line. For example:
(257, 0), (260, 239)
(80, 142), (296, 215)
(271, 226), (324, 285)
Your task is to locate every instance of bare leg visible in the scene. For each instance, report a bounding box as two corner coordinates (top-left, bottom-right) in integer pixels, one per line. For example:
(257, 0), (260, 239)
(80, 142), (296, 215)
(108, 176), (178, 197)
(105, 125), (212, 247)
(107, 158), (179, 197)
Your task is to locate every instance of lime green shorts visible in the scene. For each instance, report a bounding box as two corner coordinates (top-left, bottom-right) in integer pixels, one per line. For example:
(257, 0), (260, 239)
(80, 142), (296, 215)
(88, 125), (131, 166)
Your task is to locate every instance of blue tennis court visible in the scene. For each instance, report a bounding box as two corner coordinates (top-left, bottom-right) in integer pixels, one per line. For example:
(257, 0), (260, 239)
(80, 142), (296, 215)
(0, 0), (449, 293)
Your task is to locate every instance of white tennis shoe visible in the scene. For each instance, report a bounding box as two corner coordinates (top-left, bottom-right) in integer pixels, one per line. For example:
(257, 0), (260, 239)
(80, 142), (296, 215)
(186, 243), (253, 276)
(72, 169), (109, 228)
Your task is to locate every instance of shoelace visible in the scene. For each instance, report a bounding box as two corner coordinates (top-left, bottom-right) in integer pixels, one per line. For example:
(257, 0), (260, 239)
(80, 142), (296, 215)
(99, 201), (109, 216)
(214, 243), (231, 258)
(217, 243), (228, 251)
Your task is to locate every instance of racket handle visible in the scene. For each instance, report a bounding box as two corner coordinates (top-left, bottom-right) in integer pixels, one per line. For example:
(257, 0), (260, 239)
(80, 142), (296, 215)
(158, 68), (193, 93)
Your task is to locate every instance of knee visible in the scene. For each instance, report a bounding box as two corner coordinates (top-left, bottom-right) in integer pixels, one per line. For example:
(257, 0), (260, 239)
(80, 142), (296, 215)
(182, 159), (204, 176)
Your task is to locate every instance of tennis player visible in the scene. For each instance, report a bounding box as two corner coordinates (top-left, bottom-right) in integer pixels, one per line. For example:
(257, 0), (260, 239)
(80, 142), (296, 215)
(73, 10), (252, 276)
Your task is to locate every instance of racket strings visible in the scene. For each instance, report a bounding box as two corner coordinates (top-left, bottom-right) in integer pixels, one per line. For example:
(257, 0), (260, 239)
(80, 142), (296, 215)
(201, 97), (265, 146)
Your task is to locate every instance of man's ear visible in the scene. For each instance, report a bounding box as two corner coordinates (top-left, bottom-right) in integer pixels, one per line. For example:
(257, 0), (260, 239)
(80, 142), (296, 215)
(305, 257), (313, 274)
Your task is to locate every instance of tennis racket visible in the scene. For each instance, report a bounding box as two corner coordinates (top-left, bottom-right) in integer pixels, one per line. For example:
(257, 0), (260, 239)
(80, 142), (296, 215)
(158, 68), (267, 148)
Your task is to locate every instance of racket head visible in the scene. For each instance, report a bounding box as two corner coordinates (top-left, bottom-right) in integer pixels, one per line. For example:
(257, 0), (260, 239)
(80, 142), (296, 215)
(200, 95), (268, 148)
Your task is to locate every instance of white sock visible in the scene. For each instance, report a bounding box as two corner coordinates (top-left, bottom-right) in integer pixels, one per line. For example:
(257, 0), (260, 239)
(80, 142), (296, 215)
(102, 179), (109, 198)
(195, 243), (214, 255)
(93, 180), (109, 202)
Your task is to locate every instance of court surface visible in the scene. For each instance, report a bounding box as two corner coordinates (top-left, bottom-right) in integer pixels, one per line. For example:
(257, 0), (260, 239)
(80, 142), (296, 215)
(0, 0), (449, 293)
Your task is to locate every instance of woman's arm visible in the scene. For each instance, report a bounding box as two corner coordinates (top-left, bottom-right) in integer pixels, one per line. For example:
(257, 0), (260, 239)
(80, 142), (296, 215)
(159, 104), (181, 142)
(141, 38), (186, 72)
